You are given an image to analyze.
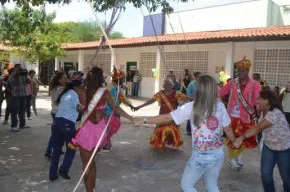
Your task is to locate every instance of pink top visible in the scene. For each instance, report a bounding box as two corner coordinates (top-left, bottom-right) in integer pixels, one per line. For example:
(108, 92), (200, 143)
(219, 78), (261, 123)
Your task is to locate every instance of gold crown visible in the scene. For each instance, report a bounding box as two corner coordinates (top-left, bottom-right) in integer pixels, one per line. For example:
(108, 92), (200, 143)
(236, 56), (252, 69)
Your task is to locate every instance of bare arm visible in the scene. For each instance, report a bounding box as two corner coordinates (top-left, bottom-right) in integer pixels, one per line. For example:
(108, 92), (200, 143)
(243, 120), (272, 139)
(105, 90), (132, 121)
(133, 113), (173, 126)
(223, 126), (235, 142)
(234, 120), (272, 148)
(135, 98), (156, 110)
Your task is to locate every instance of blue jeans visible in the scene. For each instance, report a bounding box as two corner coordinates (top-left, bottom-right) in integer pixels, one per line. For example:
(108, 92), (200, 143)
(181, 148), (224, 192)
(45, 113), (55, 155)
(49, 117), (76, 179)
(132, 82), (139, 97)
(261, 145), (290, 192)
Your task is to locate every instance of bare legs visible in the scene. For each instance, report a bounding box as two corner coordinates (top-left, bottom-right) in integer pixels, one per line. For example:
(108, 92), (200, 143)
(79, 147), (97, 192)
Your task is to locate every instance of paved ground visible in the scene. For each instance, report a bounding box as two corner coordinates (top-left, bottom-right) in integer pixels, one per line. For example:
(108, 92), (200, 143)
(0, 90), (284, 192)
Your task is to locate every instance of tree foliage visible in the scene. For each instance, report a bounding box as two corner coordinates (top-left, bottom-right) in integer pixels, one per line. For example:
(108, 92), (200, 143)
(0, 4), (63, 64)
(0, 0), (188, 13)
(55, 21), (123, 43)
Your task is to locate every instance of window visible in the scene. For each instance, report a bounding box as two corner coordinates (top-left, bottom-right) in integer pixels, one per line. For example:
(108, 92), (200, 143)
(162, 51), (208, 80)
(254, 49), (290, 87)
(139, 52), (157, 77)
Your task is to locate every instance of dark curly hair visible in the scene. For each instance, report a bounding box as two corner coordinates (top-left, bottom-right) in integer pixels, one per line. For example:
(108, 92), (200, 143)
(57, 79), (82, 105)
(259, 90), (283, 112)
(50, 71), (66, 91)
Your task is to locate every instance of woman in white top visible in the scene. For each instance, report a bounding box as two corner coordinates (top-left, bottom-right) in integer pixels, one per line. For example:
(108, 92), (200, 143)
(134, 75), (235, 192)
(234, 90), (290, 192)
(45, 72), (68, 159)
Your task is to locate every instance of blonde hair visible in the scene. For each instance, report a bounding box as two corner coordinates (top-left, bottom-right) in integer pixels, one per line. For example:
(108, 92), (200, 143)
(193, 75), (218, 127)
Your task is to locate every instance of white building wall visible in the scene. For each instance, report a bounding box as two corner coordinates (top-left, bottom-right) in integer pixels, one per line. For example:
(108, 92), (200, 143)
(165, 0), (269, 34)
(115, 46), (157, 98)
(280, 6), (290, 25)
(62, 40), (290, 97)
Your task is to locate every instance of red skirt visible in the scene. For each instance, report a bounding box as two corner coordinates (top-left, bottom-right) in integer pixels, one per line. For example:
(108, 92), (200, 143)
(150, 122), (183, 149)
(226, 117), (257, 149)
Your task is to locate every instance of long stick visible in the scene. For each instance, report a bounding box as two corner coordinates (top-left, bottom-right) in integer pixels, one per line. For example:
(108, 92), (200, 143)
(73, 3), (123, 191)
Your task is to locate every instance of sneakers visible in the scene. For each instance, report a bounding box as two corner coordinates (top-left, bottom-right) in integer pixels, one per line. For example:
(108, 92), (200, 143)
(11, 127), (19, 132)
(58, 171), (71, 180)
(2, 120), (8, 125)
(236, 155), (244, 168)
(102, 143), (112, 152)
(49, 176), (58, 182)
(226, 160), (242, 171)
(44, 153), (51, 160)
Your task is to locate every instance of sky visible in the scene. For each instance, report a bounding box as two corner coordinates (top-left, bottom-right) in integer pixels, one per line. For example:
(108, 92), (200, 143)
(4, 0), (290, 38)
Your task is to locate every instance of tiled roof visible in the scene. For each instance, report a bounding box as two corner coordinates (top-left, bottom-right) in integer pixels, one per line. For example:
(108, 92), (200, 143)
(64, 25), (290, 50)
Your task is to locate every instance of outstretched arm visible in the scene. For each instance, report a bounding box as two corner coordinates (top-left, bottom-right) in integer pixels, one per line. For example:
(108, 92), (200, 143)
(133, 113), (172, 126)
(134, 98), (156, 111)
(233, 120), (272, 148)
(105, 90), (132, 121)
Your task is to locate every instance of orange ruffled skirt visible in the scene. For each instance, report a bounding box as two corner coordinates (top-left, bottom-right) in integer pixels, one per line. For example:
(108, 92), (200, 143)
(150, 123), (183, 149)
(225, 117), (257, 159)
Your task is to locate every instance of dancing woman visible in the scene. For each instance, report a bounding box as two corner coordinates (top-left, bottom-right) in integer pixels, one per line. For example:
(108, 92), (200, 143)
(234, 90), (290, 192)
(133, 75), (235, 192)
(71, 67), (132, 192)
(103, 67), (134, 150)
(45, 71), (68, 159)
(134, 79), (187, 149)
(49, 79), (83, 181)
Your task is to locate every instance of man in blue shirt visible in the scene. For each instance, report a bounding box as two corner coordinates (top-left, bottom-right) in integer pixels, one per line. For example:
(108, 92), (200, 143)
(186, 72), (201, 135)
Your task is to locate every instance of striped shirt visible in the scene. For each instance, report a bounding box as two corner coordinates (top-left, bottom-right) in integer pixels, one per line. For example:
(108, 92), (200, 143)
(9, 75), (29, 97)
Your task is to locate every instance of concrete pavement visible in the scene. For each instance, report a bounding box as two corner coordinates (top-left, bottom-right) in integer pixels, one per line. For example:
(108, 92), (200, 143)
(0, 92), (284, 192)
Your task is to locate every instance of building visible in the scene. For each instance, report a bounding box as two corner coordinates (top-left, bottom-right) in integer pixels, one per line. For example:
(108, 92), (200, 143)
(59, 25), (290, 98)
(143, 0), (290, 36)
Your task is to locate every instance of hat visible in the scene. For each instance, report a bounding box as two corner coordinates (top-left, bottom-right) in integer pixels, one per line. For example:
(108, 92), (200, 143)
(111, 66), (125, 81)
(236, 56), (252, 69)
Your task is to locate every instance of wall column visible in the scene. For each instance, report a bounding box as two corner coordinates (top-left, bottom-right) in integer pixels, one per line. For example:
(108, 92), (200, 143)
(225, 42), (235, 78)
(111, 48), (116, 72)
(54, 57), (58, 71)
(78, 50), (84, 71)
(155, 46), (163, 93)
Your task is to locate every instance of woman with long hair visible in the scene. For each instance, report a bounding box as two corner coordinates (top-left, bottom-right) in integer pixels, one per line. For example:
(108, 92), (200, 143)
(234, 90), (290, 192)
(49, 79), (83, 181)
(134, 79), (186, 150)
(133, 75), (236, 191)
(103, 67), (134, 150)
(71, 66), (132, 192)
(45, 71), (68, 159)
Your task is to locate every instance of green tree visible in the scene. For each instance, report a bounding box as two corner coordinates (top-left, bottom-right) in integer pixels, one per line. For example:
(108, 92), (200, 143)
(109, 31), (123, 39)
(0, 0), (187, 13)
(0, 4), (63, 64)
(55, 21), (123, 43)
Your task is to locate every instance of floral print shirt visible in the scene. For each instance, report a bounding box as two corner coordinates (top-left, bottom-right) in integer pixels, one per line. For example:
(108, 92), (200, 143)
(171, 101), (231, 151)
(260, 108), (290, 151)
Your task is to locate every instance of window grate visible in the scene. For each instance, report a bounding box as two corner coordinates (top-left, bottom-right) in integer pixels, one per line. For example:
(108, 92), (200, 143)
(254, 49), (290, 87)
(139, 52), (157, 77)
(162, 51), (208, 81)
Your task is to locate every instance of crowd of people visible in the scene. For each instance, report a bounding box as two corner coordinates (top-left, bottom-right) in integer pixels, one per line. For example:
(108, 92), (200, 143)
(0, 64), (45, 131)
(1, 58), (290, 192)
